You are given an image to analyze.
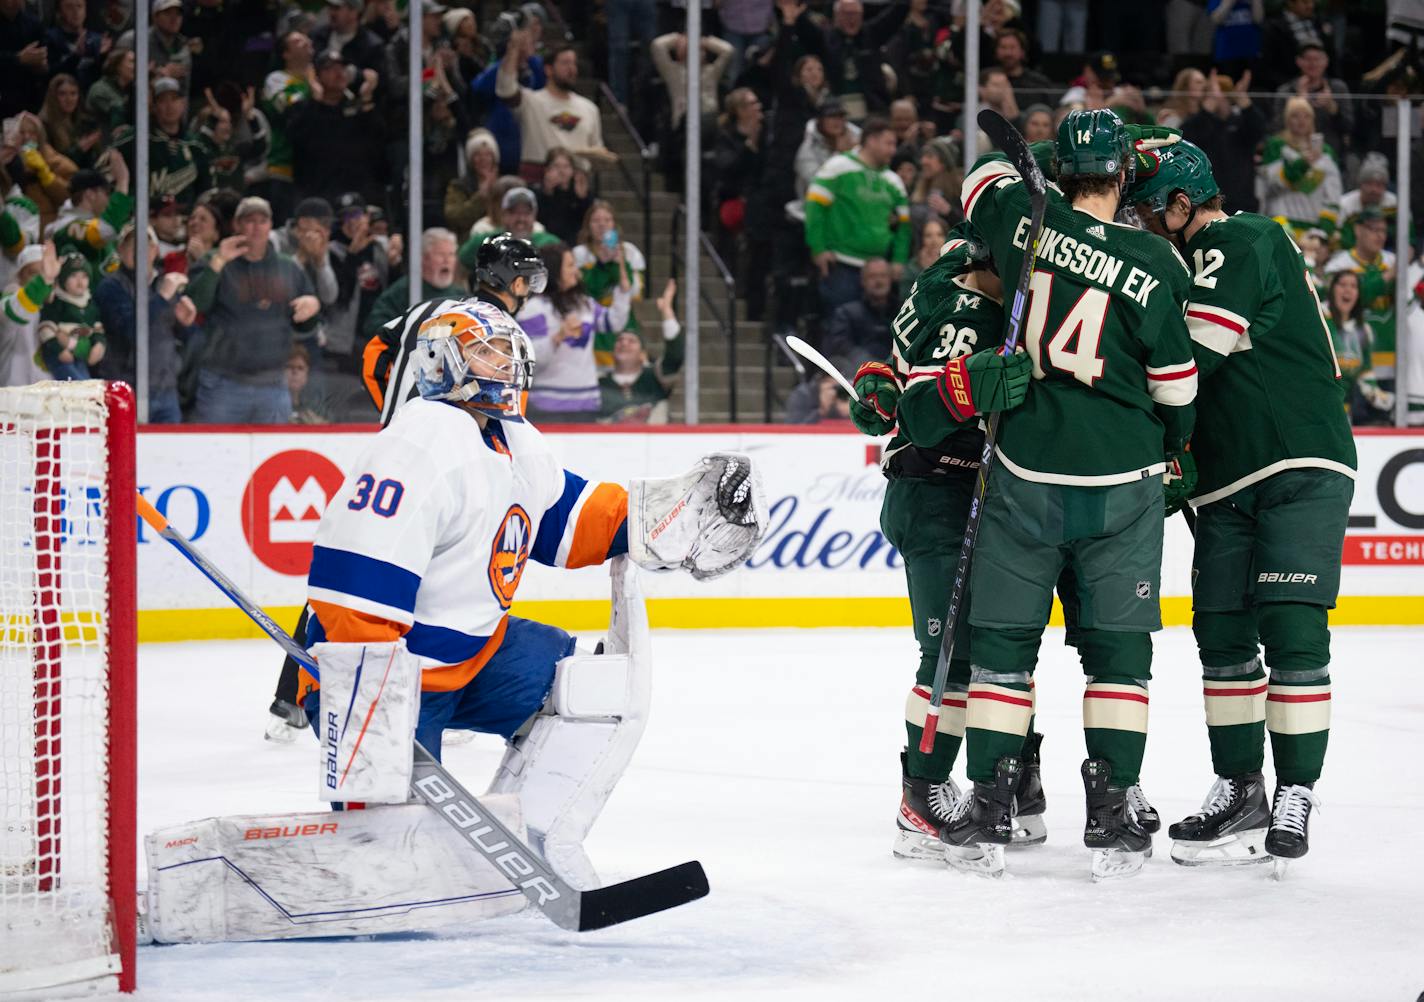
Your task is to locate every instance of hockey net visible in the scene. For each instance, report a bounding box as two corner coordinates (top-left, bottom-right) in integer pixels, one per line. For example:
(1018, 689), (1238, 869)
(0, 381), (136, 996)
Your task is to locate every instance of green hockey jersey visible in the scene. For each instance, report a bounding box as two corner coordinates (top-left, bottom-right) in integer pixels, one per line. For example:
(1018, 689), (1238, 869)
(962, 155), (1197, 485)
(1181, 212), (1357, 505)
(882, 240), (1006, 473)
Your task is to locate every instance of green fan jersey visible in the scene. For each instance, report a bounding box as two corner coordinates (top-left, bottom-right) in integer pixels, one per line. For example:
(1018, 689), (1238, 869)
(1181, 212), (1358, 505)
(962, 155), (1197, 485)
(884, 243), (1007, 470)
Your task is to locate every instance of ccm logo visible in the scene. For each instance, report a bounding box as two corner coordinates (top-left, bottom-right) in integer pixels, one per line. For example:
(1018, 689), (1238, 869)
(164, 836), (198, 849)
(649, 498), (687, 540)
(1258, 572), (1318, 584)
(243, 822), (340, 840)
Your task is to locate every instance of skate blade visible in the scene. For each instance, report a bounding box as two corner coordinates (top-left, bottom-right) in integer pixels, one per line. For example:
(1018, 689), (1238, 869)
(264, 715), (301, 743)
(892, 828), (947, 862)
(1169, 829), (1271, 867)
(1009, 813), (1047, 847)
(944, 842), (1006, 878)
(1091, 847), (1148, 881)
(441, 728), (476, 746)
(1271, 856), (1291, 881)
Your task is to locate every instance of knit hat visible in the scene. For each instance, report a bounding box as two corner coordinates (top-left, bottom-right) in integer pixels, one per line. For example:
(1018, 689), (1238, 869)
(15, 244), (44, 270)
(924, 136), (958, 171)
(465, 128), (500, 166)
(442, 7), (473, 37)
(1358, 152), (1390, 185)
(57, 253), (89, 287)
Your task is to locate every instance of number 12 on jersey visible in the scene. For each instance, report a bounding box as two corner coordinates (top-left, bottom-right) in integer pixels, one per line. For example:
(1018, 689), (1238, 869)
(1022, 271), (1107, 386)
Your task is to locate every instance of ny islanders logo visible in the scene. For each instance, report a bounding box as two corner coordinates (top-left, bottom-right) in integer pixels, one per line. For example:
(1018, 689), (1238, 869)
(488, 505), (532, 610)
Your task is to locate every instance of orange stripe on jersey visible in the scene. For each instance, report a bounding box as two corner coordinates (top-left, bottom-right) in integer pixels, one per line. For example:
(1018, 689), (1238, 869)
(308, 598), (408, 644)
(566, 482), (629, 569)
(362, 334), (388, 412)
(419, 615), (510, 692)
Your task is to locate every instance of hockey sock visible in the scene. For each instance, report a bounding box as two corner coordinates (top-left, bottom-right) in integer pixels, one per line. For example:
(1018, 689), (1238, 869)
(1259, 603), (1332, 786)
(904, 682), (965, 780)
(1082, 675), (1148, 787)
(965, 666), (1033, 784)
(1201, 658), (1267, 776)
(1194, 609), (1266, 776)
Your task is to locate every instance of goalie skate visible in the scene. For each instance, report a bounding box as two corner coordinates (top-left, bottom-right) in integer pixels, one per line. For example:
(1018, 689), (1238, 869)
(893, 753), (962, 862)
(1169, 773), (1272, 867)
(939, 757), (1019, 879)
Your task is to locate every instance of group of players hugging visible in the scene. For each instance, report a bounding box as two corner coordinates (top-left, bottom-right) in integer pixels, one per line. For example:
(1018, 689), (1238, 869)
(865, 111), (1354, 879)
(255, 111), (1349, 919)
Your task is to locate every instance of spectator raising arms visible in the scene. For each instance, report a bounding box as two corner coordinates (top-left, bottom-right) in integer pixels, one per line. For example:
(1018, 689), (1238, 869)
(185, 196), (321, 423)
(497, 30), (616, 182)
(600, 278), (685, 425)
(517, 240), (631, 423)
(94, 220), (195, 423)
(1, 241), (56, 387)
(1181, 69), (1264, 213)
(535, 147), (593, 246)
(572, 200), (645, 350)
(288, 51), (382, 210)
(1260, 95), (1342, 242)
(115, 77), (210, 213)
(650, 31), (735, 132)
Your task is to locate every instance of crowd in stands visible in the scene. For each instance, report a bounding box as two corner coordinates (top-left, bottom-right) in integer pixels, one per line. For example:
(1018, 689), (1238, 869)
(625, 0), (1419, 426)
(0, 0), (680, 424)
(0, 0), (1421, 427)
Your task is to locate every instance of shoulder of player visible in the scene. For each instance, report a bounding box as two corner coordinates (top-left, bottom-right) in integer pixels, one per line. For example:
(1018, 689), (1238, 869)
(1189, 212), (1285, 266)
(812, 151), (868, 183)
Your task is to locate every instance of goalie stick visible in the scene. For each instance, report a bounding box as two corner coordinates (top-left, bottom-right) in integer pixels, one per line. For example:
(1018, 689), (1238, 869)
(136, 493), (709, 932)
(919, 109), (1048, 755)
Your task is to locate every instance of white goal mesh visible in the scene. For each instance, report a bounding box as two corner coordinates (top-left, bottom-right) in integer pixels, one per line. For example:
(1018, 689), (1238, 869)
(0, 381), (133, 996)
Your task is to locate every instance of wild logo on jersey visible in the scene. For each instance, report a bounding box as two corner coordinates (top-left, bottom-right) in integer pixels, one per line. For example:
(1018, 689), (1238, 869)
(488, 505), (532, 610)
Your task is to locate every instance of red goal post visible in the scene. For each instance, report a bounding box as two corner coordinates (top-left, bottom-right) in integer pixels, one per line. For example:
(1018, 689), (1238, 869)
(0, 381), (136, 996)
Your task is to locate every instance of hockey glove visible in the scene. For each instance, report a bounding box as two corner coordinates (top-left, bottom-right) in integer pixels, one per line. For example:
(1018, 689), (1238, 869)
(936, 349), (1032, 423)
(850, 360), (899, 436)
(1125, 124), (1182, 152)
(1163, 445), (1198, 515)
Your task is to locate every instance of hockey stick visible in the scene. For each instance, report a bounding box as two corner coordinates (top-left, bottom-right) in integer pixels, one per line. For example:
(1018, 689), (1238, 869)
(136, 493), (709, 932)
(919, 110), (1048, 755)
(784, 335), (860, 400)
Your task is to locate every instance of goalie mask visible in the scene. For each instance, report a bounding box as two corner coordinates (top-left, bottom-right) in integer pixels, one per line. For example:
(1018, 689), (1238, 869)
(414, 301), (535, 421)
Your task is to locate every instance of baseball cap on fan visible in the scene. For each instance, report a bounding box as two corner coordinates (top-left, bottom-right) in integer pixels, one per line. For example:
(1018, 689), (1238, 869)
(152, 0), (183, 12)
(234, 196), (273, 221)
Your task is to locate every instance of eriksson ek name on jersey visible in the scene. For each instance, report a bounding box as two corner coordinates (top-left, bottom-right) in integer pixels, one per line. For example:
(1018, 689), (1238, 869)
(1010, 217), (1162, 308)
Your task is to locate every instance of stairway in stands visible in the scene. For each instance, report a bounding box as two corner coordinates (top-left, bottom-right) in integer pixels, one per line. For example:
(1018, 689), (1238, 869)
(595, 97), (799, 424)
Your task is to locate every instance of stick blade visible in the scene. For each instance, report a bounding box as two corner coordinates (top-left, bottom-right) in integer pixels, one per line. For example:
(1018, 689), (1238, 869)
(576, 861), (710, 932)
(977, 108), (1048, 202)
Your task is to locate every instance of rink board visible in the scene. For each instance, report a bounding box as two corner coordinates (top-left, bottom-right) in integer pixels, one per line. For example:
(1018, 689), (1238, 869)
(129, 425), (1424, 639)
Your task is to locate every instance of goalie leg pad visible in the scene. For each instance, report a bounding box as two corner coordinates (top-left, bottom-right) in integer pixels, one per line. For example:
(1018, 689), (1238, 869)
(629, 453), (768, 580)
(487, 559), (651, 889)
(144, 800), (528, 943)
(312, 639), (422, 804)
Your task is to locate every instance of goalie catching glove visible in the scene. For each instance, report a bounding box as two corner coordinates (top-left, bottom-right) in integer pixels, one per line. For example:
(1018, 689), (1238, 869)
(629, 453), (767, 579)
(936, 348), (1032, 423)
(850, 360), (899, 437)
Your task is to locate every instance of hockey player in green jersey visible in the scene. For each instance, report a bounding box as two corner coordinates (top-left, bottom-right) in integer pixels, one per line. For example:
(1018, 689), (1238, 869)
(1130, 140), (1356, 870)
(849, 229), (1040, 860)
(942, 109), (1198, 879)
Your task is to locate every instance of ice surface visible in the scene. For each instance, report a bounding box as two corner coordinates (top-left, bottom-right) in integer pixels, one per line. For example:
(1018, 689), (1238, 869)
(134, 628), (1422, 1001)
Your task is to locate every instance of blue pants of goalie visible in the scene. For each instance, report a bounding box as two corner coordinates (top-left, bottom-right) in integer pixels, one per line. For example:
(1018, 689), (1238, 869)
(305, 616), (576, 767)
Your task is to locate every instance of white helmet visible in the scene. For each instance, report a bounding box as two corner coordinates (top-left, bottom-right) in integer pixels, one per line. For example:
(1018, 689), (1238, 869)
(413, 301), (535, 421)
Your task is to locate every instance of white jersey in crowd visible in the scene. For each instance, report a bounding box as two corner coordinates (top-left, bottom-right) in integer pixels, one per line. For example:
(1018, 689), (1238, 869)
(304, 397), (629, 696)
(516, 284), (631, 413)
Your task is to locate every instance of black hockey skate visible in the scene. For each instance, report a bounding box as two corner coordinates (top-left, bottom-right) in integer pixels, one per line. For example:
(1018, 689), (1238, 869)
(1265, 783), (1320, 879)
(1082, 759), (1153, 880)
(939, 756), (1019, 878)
(1126, 783), (1161, 834)
(1012, 732), (1047, 846)
(894, 752), (963, 862)
(1168, 772), (1272, 867)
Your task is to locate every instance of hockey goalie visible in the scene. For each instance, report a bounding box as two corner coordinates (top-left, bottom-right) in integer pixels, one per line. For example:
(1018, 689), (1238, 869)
(146, 291), (766, 943)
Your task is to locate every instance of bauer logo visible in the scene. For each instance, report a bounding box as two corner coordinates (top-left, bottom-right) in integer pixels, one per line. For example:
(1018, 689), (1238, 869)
(241, 450), (347, 575)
